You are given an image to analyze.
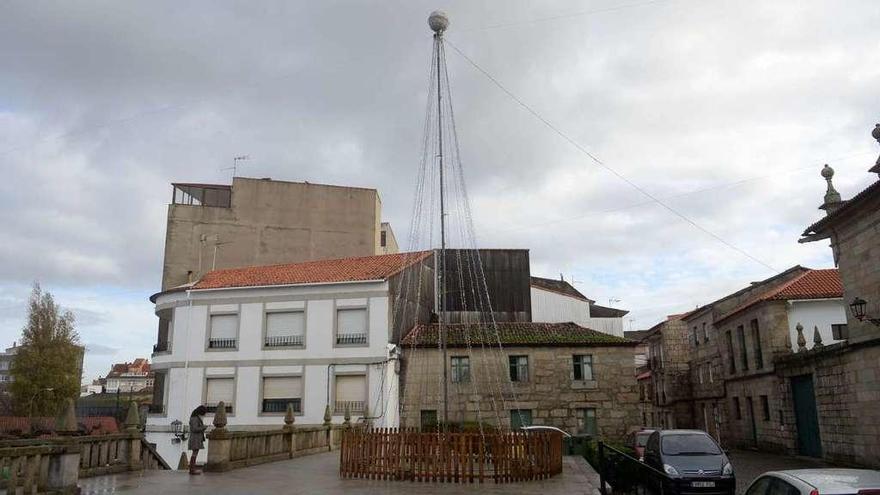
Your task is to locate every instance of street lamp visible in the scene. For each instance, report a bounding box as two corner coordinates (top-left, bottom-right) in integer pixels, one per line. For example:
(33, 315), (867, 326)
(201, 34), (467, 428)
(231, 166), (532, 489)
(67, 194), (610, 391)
(849, 297), (880, 327)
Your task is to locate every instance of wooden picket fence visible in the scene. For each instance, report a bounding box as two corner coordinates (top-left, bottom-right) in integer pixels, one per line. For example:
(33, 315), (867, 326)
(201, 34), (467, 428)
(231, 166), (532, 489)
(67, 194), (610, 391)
(339, 427), (562, 483)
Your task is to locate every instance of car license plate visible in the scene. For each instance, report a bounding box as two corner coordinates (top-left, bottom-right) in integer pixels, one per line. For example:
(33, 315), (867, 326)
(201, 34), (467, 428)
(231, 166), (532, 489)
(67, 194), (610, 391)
(692, 481), (715, 488)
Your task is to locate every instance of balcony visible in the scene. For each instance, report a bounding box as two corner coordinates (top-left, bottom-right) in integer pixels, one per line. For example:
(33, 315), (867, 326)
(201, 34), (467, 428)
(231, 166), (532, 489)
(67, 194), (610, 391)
(336, 333), (367, 345)
(334, 400), (365, 414)
(153, 341), (170, 353)
(262, 398), (302, 414)
(208, 338), (237, 349)
(264, 335), (304, 348)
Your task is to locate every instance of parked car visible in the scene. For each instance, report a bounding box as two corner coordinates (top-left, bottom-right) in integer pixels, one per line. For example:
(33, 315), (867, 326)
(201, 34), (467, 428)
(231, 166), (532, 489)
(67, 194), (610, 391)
(627, 428), (656, 461)
(744, 469), (880, 495)
(643, 429), (735, 495)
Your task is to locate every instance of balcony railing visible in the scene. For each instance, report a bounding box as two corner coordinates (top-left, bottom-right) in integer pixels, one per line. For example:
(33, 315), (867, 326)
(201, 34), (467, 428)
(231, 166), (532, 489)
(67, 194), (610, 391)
(262, 398), (302, 414)
(264, 335), (304, 348)
(334, 400), (365, 414)
(208, 338), (237, 349)
(336, 333), (367, 345)
(205, 403), (234, 414)
(153, 341), (170, 353)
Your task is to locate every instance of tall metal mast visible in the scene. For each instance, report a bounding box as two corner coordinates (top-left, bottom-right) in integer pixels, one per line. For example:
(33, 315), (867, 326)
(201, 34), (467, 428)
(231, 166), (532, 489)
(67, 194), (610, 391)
(428, 10), (450, 427)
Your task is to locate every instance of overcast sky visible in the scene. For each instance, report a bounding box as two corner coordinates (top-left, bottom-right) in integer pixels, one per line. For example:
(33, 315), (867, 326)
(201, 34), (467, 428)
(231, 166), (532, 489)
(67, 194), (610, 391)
(1, 0), (879, 382)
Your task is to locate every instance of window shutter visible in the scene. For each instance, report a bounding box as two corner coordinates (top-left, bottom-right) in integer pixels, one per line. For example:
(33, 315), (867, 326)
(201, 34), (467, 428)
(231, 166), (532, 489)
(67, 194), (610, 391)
(206, 377), (234, 405)
(335, 375), (366, 402)
(266, 312), (305, 338)
(210, 314), (237, 339)
(337, 309), (367, 336)
(263, 377), (302, 399)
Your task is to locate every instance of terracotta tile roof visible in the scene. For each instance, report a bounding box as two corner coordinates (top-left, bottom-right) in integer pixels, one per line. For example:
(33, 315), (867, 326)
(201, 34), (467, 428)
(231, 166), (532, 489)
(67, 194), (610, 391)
(716, 268), (842, 323)
(0, 416), (119, 436)
(401, 322), (635, 347)
(530, 277), (592, 302)
(191, 251), (432, 290)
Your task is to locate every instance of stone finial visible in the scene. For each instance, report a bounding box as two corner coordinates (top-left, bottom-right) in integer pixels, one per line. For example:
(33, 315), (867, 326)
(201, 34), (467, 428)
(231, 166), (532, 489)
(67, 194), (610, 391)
(796, 323), (807, 351)
(872, 124), (880, 175)
(284, 403), (296, 426)
(124, 401), (140, 432)
(820, 165), (842, 214)
(323, 404), (332, 426)
(343, 404), (351, 426)
(813, 326), (824, 347)
(177, 452), (190, 470)
(55, 398), (78, 434)
(213, 402), (228, 429)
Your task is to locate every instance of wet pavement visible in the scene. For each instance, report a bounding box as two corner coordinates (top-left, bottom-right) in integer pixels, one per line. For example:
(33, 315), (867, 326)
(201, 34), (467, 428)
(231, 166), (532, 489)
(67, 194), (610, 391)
(79, 452), (602, 495)
(728, 449), (830, 494)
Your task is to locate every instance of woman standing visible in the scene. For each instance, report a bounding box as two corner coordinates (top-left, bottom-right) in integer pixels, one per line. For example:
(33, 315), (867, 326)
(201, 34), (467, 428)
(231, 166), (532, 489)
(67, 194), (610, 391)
(188, 405), (208, 475)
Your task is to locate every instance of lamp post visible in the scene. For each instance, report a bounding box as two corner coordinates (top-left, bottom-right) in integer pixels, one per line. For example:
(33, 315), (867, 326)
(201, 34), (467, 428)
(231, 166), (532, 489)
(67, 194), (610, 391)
(28, 387), (54, 435)
(849, 297), (880, 327)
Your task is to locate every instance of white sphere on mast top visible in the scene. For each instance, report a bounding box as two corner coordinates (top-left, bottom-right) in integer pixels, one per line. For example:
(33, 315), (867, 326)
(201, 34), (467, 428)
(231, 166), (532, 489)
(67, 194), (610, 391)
(428, 10), (449, 33)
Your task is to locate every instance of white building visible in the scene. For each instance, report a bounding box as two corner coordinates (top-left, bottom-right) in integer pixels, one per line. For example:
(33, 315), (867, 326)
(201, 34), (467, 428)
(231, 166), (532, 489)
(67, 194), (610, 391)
(146, 252), (428, 464)
(529, 276), (628, 337)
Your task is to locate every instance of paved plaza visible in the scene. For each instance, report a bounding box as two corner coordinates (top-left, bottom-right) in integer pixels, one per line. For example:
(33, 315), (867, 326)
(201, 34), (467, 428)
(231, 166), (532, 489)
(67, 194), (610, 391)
(79, 452), (602, 495)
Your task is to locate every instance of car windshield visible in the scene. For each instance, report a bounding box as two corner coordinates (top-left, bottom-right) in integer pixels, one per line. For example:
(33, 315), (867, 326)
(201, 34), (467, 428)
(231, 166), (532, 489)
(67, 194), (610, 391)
(636, 433), (651, 447)
(661, 434), (722, 455)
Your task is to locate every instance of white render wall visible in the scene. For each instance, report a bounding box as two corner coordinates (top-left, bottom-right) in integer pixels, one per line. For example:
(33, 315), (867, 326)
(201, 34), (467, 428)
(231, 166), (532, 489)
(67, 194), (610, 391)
(530, 287), (591, 325)
(530, 287), (625, 337)
(146, 281), (399, 465)
(786, 298), (847, 352)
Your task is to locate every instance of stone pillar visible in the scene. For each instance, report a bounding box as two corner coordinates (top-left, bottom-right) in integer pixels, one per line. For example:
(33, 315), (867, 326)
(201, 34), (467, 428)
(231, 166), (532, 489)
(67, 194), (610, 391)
(206, 401), (231, 472)
(283, 403), (296, 459)
(796, 323), (806, 351)
(55, 398), (78, 435)
(124, 402), (144, 471)
(813, 326), (824, 348)
(46, 444), (81, 493)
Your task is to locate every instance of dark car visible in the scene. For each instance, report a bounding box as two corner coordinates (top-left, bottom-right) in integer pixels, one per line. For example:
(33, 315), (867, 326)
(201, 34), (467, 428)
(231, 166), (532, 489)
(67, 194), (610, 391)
(643, 429), (735, 495)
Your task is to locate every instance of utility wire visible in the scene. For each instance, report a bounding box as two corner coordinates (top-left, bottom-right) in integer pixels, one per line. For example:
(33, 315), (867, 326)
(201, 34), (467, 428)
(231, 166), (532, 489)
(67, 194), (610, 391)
(445, 39), (778, 273)
(488, 150), (874, 234)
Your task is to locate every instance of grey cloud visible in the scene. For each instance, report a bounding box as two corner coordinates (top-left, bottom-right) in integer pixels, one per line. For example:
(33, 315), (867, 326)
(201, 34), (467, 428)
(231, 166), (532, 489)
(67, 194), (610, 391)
(0, 0), (877, 335)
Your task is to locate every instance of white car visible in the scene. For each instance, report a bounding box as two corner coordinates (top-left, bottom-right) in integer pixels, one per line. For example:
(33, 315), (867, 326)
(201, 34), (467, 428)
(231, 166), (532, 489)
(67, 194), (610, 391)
(744, 469), (880, 495)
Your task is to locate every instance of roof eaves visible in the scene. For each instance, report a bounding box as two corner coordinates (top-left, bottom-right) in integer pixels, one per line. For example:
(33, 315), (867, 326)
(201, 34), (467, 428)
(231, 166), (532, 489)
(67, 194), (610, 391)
(801, 180), (880, 241)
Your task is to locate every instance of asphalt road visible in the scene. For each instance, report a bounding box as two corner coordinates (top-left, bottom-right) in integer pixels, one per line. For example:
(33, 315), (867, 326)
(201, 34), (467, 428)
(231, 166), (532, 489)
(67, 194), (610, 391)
(728, 449), (830, 494)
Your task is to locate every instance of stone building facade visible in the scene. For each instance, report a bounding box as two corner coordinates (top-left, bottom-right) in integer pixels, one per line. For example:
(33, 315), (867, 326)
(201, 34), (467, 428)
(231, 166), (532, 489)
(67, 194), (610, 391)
(793, 126), (880, 467)
(639, 315), (693, 430)
(161, 178), (397, 290)
(400, 322), (640, 441)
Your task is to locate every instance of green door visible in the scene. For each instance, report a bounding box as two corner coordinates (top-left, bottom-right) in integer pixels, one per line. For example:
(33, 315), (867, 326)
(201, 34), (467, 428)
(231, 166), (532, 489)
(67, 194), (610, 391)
(791, 375), (822, 457)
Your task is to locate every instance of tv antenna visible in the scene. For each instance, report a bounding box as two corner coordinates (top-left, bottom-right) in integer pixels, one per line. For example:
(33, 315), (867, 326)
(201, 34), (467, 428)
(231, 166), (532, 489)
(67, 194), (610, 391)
(221, 155), (250, 178)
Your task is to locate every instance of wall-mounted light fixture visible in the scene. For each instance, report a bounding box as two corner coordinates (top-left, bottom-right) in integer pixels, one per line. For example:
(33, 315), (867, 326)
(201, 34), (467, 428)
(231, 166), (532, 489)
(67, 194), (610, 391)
(849, 297), (880, 327)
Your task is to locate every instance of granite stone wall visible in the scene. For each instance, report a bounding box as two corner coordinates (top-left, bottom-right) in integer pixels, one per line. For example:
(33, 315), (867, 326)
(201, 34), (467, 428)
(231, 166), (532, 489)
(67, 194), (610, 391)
(400, 344), (640, 442)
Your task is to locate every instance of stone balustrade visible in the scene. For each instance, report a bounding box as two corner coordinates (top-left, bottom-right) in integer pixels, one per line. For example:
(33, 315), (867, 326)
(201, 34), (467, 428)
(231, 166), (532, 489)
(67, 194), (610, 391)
(205, 401), (356, 473)
(0, 400), (168, 493)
